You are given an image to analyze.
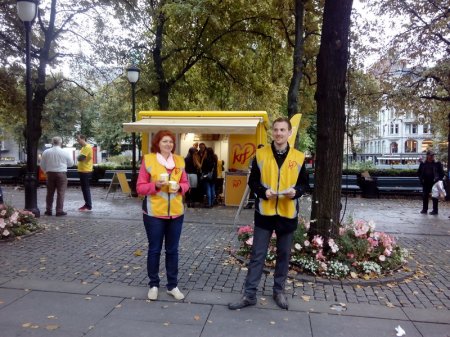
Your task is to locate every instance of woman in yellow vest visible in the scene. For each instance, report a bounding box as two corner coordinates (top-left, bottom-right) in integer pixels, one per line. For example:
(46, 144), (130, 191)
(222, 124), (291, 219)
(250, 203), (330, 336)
(136, 130), (189, 301)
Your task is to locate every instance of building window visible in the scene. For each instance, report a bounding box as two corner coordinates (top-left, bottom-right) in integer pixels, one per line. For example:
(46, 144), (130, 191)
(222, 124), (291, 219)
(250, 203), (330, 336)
(390, 123), (394, 134)
(405, 140), (417, 153)
(423, 124), (429, 133)
(395, 124), (399, 134)
(391, 142), (398, 153)
(412, 124), (417, 134)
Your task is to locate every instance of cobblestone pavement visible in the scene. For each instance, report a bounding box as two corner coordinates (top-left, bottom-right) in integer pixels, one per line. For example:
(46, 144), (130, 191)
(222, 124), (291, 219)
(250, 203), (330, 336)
(1, 186), (449, 311)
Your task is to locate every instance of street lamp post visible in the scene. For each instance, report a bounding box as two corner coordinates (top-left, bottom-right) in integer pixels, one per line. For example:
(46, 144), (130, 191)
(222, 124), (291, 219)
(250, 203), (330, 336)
(126, 65), (140, 197)
(17, 0), (39, 216)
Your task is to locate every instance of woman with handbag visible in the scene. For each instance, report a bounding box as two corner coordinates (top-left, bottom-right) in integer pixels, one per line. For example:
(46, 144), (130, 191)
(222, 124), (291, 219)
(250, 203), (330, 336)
(201, 147), (218, 208)
(136, 130), (190, 301)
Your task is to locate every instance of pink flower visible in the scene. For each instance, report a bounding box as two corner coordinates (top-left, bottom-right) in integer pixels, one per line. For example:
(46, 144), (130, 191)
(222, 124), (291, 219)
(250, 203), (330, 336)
(328, 238), (339, 253)
(347, 253), (355, 259)
(238, 225), (253, 235)
(367, 237), (379, 248)
(384, 248), (392, 257)
(339, 227), (346, 236)
(0, 218), (5, 229)
(315, 249), (326, 261)
(312, 235), (324, 248)
(245, 237), (253, 246)
(303, 240), (310, 247)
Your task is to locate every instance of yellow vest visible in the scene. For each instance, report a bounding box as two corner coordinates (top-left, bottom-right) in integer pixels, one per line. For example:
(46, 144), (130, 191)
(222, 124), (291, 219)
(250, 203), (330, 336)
(143, 153), (185, 217)
(256, 146), (305, 219)
(77, 144), (93, 172)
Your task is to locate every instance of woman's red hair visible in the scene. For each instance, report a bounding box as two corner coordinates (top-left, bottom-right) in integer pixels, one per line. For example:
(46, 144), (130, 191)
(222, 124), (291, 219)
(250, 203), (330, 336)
(150, 130), (176, 153)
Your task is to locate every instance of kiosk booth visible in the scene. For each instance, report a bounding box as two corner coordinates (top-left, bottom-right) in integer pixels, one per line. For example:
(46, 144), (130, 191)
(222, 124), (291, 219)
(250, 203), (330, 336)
(123, 111), (270, 206)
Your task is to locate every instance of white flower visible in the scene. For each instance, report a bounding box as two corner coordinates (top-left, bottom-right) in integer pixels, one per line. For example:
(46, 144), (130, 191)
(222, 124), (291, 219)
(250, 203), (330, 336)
(379, 255), (386, 262)
(0, 218), (5, 229)
(304, 240), (310, 247)
(2, 229), (10, 237)
(294, 243), (302, 251)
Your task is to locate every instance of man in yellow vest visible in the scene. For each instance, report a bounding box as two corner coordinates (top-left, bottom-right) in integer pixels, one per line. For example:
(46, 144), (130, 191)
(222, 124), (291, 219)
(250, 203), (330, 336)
(76, 134), (93, 211)
(229, 117), (307, 311)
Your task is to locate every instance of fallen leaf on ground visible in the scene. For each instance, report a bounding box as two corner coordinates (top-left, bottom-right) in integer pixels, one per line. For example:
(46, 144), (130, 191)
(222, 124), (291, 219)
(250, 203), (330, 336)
(133, 249), (142, 256)
(301, 296), (310, 302)
(46, 324), (59, 331)
(47, 315), (57, 319)
(270, 321), (276, 325)
(85, 297), (92, 300)
(194, 315), (200, 321)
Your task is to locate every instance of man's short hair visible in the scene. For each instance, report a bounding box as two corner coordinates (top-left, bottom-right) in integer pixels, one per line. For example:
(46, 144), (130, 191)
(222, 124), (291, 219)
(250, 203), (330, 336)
(52, 137), (62, 146)
(272, 117), (292, 130)
(77, 134), (87, 141)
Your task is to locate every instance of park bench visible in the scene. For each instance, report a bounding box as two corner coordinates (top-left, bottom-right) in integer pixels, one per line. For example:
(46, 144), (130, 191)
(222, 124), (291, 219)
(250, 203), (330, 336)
(308, 174), (361, 195)
(0, 166), (24, 184)
(376, 176), (422, 195)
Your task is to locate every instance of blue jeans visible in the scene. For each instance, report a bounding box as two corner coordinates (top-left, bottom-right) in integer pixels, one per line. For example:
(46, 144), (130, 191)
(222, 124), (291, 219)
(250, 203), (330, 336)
(79, 172), (92, 208)
(143, 214), (184, 290)
(244, 226), (294, 299)
(203, 180), (216, 207)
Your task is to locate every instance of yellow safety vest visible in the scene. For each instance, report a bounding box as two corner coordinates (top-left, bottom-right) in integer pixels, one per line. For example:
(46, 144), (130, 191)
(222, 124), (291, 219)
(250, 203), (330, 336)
(143, 153), (185, 217)
(256, 146), (305, 219)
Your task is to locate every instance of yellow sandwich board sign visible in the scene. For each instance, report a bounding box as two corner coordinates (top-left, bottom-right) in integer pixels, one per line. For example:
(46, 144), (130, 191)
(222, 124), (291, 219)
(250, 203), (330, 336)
(106, 172), (131, 199)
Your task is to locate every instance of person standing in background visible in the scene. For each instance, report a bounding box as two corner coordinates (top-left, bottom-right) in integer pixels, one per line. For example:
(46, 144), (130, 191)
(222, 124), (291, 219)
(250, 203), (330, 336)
(418, 150), (444, 215)
(76, 134), (93, 211)
(40, 137), (74, 216)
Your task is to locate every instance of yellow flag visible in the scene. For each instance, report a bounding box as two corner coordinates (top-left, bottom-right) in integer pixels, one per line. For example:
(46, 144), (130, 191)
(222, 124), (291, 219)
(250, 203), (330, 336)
(288, 113), (302, 147)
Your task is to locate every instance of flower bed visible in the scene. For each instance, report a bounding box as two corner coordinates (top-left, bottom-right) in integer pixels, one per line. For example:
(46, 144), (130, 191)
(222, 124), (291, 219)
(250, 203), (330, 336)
(0, 204), (41, 240)
(237, 218), (408, 279)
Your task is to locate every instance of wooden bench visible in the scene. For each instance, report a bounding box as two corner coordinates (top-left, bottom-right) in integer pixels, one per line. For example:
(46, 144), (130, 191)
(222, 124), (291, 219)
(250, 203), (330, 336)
(0, 166), (24, 183)
(376, 176), (422, 195)
(308, 174), (361, 195)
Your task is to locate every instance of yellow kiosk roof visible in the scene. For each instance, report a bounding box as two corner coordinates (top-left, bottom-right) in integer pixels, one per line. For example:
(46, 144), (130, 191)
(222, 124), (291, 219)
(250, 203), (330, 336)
(123, 111), (270, 135)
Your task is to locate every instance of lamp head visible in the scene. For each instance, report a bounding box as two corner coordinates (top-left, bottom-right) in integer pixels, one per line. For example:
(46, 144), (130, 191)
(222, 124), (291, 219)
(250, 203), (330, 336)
(17, 0), (37, 22)
(126, 64), (140, 84)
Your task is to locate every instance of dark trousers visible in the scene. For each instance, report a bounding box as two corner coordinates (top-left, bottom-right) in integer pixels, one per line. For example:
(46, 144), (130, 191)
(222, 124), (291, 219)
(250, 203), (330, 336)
(79, 172), (92, 208)
(244, 226), (294, 299)
(422, 183), (438, 212)
(143, 214), (184, 290)
(46, 172), (68, 213)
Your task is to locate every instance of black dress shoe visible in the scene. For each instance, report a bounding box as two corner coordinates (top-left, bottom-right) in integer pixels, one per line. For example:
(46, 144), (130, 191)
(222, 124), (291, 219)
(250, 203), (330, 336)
(273, 293), (288, 310)
(429, 211), (438, 215)
(55, 211), (67, 216)
(420, 210), (427, 214)
(44, 211), (52, 216)
(228, 296), (257, 310)
(244, 204), (253, 209)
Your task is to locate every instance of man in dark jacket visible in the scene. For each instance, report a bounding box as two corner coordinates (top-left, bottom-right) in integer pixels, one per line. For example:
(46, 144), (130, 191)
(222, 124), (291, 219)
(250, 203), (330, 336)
(418, 150), (444, 215)
(228, 117), (308, 311)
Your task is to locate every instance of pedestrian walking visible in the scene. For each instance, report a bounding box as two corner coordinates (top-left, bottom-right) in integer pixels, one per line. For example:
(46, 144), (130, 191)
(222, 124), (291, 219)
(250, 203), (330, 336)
(228, 117), (308, 311)
(418, 150), (444, 215)
(40, 136), (74, 216)
(76, 135), (93, 211)
(136, 130), (189, 301)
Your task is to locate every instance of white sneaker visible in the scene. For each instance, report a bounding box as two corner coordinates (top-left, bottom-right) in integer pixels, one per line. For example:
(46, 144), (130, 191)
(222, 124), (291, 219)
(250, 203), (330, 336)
(147, 287), (158, 300)
(167, 287), (185, 300)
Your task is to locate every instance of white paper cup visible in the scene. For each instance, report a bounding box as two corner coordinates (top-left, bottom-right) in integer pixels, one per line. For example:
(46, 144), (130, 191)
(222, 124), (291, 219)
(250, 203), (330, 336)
(159, 173), (169, 182)
(168, 180), (178, 193)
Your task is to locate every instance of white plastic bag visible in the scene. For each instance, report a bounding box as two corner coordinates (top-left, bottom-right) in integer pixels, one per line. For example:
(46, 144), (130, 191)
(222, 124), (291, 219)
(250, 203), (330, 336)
(431, 180), (446, 199)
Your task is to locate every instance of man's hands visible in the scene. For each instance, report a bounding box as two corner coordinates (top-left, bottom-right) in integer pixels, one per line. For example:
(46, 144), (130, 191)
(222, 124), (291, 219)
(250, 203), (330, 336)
(265, 188), (296, 199)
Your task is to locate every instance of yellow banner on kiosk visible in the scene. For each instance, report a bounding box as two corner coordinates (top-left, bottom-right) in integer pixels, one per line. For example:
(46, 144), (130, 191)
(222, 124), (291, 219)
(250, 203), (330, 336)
(288, 113), (302, 147)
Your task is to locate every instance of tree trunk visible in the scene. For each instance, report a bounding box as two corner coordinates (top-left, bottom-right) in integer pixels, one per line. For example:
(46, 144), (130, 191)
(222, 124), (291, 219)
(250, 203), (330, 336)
(153, 11), (170, 111)
(309, 0), (353, 240)
(287, 0), (305, 119)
